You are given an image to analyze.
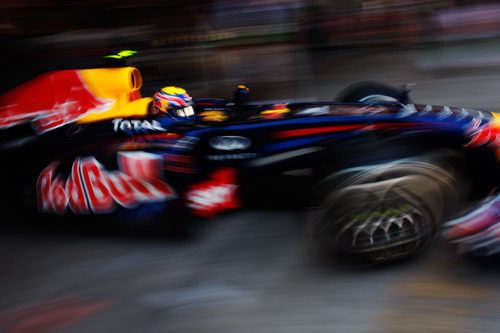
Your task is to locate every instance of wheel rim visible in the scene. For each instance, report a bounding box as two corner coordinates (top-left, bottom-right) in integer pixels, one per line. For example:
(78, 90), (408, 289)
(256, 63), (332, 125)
(336, 205), (426, 253)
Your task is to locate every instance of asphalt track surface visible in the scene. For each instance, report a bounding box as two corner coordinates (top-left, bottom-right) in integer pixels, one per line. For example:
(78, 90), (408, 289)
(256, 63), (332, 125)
(2, 45), (500, 332)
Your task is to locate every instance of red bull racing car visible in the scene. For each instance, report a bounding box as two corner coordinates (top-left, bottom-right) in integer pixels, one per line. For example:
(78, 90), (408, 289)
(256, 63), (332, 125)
(1, 66), (500, 263)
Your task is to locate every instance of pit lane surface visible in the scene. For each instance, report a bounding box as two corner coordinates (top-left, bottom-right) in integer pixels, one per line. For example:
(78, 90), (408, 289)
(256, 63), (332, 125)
(3, 45), (500, 332)
(1, 210), (500, 333)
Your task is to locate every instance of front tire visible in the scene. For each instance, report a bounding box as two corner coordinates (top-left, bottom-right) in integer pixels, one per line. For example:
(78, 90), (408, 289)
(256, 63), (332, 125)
(311, 155), (461, 263)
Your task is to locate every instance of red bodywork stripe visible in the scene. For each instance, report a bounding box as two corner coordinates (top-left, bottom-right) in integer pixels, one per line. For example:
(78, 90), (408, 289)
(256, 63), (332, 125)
(273, 124), (364, 138)
(133, 133), (182, 141)
(272, 122), (426, 139)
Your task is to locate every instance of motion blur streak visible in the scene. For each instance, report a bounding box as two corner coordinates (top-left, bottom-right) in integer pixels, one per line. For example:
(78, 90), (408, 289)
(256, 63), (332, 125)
(0, 298), (112, 333)
(3, 0), (500, 332)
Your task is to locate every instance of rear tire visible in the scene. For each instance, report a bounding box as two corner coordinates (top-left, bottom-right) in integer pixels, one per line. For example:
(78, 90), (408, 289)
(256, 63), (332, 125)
(336, 81), (408, 104)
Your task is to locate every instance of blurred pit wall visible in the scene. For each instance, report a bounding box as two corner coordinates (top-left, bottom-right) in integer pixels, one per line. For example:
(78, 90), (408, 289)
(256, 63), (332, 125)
(4, 0), (500, 111)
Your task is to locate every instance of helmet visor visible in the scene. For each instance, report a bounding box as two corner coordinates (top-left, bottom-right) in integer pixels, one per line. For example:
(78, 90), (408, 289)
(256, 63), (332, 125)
(173, 105), (195, 118)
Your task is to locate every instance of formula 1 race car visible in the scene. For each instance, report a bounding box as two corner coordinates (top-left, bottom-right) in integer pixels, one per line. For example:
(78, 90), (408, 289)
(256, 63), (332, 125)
(1, 67), (499, 263)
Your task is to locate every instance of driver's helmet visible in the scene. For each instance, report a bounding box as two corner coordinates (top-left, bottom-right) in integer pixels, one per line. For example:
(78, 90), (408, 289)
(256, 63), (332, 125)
(152, 86), (195, 118)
